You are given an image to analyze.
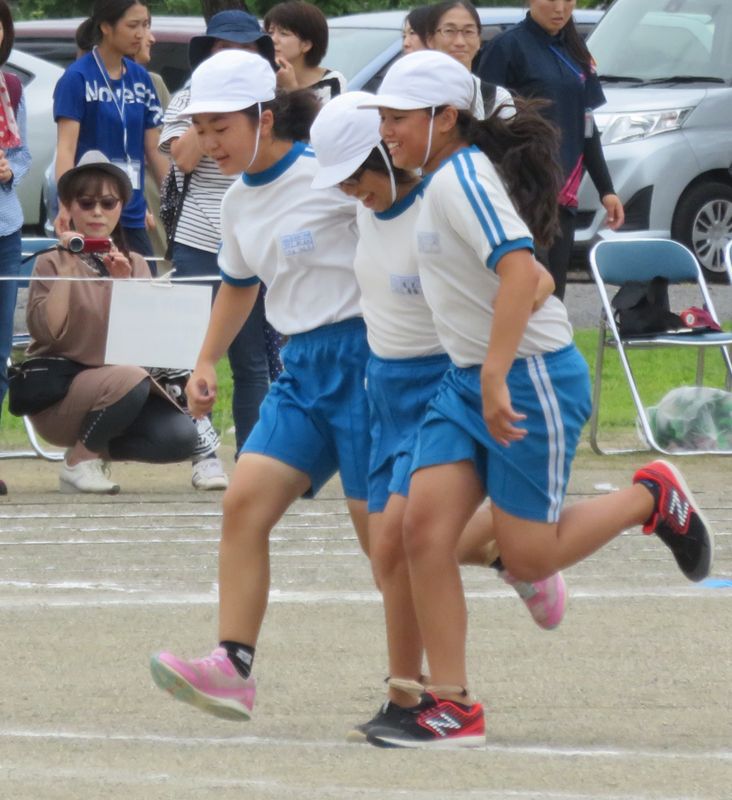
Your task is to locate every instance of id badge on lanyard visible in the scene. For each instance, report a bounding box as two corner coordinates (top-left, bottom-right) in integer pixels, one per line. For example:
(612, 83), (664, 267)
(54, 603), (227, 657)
(93, 48), (141, 189)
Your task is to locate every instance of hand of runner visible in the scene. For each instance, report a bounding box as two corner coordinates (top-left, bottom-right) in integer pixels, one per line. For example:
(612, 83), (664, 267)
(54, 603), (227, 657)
(481, 373), (527, 447)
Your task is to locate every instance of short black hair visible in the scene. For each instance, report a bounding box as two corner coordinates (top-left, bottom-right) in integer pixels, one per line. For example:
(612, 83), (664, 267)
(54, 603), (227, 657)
(0, 0), (15, 67)
(425, 0), (481, 38)
(263, 1), (328, 68)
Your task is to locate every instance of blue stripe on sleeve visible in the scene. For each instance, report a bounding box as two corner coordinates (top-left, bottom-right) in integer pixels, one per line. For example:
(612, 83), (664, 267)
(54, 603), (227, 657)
(220, 271), (260, 287)
(453, 153), (499, 249)
(462, 152), (508, 244)
(486, 237), (534, 270)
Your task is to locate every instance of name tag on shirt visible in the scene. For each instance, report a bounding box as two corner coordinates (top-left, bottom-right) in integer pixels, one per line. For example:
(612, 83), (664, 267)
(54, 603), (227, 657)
(390, 274), (423, 296)
(280, 229), (315, 256)
(417, 231), (441, 254)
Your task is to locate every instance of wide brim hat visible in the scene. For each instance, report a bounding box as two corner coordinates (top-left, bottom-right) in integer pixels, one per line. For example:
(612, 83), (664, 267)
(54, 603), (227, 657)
(57, 150), (133, 206)
(310, 91), (382, 189)
(189, 10), (276, 70)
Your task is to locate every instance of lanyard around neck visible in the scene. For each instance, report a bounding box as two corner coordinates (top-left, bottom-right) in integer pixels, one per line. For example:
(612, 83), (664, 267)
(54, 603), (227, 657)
(548, 45), (585, 84)
(92, 47), (129, 159)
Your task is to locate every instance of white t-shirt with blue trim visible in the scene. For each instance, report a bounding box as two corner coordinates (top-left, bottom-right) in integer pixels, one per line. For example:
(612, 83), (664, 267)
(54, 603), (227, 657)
(218, 141), (361, 335)
(354, 181), (443, 360)
(416, 145), (573, 367)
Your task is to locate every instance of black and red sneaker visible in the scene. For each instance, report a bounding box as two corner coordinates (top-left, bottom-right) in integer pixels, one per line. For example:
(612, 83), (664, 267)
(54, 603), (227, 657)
(366, 692), (485, 749)
(633, 460), (714, 582)
(345, 699), (418, 743)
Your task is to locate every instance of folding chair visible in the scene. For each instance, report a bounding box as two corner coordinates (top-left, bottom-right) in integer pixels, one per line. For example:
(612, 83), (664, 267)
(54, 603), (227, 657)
(0, 237), (64, 462)
(588, 238), (732, 456)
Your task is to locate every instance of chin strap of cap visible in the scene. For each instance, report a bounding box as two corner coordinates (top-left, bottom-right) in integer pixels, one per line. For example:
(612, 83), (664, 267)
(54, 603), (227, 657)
(376, 141), (397, 205)
(245, 102), (262, 172)
(420, 106), (437, 170)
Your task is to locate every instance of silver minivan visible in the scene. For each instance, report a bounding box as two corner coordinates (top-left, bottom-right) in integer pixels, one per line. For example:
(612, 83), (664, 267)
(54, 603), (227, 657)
(575, 0), (732, 279)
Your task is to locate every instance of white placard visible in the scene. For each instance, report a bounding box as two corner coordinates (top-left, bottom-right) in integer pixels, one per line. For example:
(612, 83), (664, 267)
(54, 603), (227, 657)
(105, 281), (212, 369)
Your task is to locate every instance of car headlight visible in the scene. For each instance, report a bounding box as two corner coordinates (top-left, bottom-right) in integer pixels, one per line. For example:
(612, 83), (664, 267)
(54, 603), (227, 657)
(595, 107), (694, 145)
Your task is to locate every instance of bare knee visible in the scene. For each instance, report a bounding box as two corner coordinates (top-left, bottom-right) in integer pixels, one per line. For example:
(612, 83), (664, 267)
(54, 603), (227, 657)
(498, 544), (558, 582)
(370, 522), (407, 583)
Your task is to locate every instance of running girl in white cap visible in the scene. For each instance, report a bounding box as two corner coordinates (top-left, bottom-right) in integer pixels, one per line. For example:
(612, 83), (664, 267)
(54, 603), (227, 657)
(149, 50), (369, 720)
(309, 91), (564, 743)
(359, 50), (714, 749)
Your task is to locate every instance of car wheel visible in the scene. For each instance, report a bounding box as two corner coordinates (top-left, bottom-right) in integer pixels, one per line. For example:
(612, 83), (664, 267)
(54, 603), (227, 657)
(672, 181), (732, 281)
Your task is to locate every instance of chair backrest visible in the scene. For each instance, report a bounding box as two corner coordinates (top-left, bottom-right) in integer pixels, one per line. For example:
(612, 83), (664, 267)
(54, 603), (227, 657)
(19, 237), (59, 288)
(590, 238), (700, 286)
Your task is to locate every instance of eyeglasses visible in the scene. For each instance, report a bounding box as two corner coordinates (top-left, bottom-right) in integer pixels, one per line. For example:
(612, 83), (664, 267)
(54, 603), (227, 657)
(76, 196), (122, 211)
(435, 25), (481, 40)
(338, 168), (365, 188)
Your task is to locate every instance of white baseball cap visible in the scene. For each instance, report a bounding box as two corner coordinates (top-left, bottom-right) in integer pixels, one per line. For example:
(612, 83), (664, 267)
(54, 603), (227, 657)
(310, 92), (382, 189)
(360, 50), (474, 111)
(178, 49), (276, 118)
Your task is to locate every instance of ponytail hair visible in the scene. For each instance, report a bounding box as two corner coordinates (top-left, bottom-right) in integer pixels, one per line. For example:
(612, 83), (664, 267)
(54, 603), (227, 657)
(563, 16), (593, 73)
(242, 88), (321, 143)
(455, 98), (562, 247)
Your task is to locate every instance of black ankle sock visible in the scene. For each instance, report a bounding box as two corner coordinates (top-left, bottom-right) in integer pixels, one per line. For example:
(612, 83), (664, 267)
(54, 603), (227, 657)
(220, 641), (255, 679)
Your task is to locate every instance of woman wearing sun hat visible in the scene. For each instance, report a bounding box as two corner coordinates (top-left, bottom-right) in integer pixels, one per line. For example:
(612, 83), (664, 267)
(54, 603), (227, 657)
(159, 10), (278, 491)
(26, 151), (197, 494)
(355, 50), (713, 749)
(310, 90), (567, 743)
(149, 50), (371, 721)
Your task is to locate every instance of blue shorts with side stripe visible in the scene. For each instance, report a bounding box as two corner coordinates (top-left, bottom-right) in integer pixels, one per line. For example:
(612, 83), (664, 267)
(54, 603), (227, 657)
(412, 344), (592, 523)
(366, 352), (450, 513)
(241, 317), (370, 500)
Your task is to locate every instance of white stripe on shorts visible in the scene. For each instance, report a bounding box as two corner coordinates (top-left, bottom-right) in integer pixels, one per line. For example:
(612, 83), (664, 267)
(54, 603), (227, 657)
(526, 355), (566, 523)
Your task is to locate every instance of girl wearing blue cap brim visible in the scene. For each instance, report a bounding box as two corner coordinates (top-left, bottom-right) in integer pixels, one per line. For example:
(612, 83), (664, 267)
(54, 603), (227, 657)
(358, 50), (714, 749)
(149, 49), (370, 722)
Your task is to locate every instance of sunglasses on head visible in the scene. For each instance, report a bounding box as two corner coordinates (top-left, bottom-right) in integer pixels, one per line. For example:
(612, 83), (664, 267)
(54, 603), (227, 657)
(76, 195), (122, 211)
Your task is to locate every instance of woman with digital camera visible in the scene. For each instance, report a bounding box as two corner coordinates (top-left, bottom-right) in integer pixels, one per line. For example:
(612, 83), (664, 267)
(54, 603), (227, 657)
(24, 151), (197, 494)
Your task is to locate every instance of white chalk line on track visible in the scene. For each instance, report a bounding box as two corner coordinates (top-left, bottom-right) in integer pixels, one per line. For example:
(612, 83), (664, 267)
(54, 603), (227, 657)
(0, 585), (730, 609)
(1, 726), (730, 765)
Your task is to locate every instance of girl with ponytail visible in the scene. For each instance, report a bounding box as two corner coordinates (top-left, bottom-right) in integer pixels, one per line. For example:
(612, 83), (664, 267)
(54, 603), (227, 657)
(358, 51), (713, 749)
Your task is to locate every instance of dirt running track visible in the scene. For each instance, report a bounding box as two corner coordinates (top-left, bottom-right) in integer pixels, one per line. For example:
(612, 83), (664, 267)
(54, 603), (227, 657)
(1, 446), (730, 800)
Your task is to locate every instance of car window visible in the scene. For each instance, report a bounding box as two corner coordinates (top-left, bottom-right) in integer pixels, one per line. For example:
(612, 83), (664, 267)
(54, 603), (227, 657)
(13, 37), (76, 68)
(325, 28), (402, 83)
(3, 62), (33, 87)
(589, 0), (732, 82)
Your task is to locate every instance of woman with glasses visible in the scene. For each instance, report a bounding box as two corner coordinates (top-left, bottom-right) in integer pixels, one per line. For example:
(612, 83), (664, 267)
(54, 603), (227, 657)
(25, 151), (197, 494)
(425, 1), (513, 120)
(477, 0), (624, 299)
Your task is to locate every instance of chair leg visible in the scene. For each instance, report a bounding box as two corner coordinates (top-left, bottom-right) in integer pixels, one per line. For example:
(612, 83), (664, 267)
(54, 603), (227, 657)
(588, 320), (606, 456)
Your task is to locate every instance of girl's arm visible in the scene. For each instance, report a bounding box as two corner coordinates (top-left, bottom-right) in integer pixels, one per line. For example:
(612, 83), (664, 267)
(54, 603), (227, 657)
(27, 244), (78, 341)
(481, 249), (539, 446)
(169, 125), (204, 174)
(54, 119), (81, 234)
(532, 259), (556, 310)
(187, 282), (260, 417)
(144, 127), (170, 190)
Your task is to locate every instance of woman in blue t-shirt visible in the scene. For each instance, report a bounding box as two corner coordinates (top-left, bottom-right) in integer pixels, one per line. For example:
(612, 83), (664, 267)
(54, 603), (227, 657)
(478, 0), (624, 299)
(53, 0), (169, 261)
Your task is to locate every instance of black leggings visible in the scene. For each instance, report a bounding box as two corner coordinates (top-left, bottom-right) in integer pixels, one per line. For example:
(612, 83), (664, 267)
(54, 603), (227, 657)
(80, 380), (198, 463)
(536, 206), (576, 301)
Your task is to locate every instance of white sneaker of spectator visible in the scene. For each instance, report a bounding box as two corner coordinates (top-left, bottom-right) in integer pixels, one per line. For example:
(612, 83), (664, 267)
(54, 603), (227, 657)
(192, 456), (229, 491)
(59, 458), (120, 495)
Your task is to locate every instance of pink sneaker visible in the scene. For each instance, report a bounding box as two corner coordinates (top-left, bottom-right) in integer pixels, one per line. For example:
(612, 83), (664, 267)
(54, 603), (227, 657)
(501, 571), (567, 630)
(150, 647), (256, 721)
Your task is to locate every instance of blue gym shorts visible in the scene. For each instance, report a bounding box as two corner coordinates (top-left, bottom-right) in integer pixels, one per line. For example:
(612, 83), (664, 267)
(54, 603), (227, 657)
(412, 344), (592, 523)
(366, 352), (450, 513)
(241, 317), (370, 500)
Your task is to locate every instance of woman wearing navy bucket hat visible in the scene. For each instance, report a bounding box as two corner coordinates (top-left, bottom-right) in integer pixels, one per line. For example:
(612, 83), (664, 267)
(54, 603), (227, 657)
(159, 11), (279, 491)
(150, 50), (371, 722)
